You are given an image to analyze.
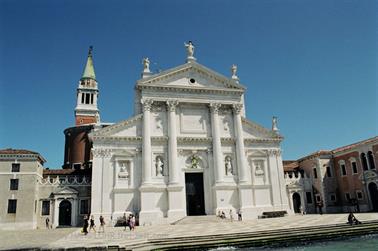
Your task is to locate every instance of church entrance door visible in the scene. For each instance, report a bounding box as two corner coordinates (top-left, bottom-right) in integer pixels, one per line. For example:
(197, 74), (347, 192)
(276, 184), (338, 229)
(292, 192), (301, 213)
(59, 200), (72, 226)
(185, 173), (205, 216)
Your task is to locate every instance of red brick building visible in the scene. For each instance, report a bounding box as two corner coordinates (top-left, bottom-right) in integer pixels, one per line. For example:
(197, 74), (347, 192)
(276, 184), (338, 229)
(284, 136), (378, 213)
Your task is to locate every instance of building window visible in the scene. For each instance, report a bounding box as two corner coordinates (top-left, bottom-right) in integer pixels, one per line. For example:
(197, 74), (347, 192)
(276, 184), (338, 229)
(368, 151), (376, 170)
(340, 164), (347, 176)
(351, 162), (358, 174)
(11, 163), (20, 172)
(81, 93), (85, 104)
(306, 192), (313, 204)
(10, 179), (19, 190)
(356, 191), (363, 200)
(330, 194), (336, 202)
(326, 166), (332, 177)
(345, 193), (351, 202)
(42, 201), (50, 215)
(360, 153), (368, 171)
(85, 93), (90, 104)
(313, 168), (317, 179)
(7, 199), (17, 214)
(80, 199), (90, 215)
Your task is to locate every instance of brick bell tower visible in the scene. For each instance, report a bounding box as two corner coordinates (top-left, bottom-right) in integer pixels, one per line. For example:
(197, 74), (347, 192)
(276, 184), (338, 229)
(75, 46), (100, 125)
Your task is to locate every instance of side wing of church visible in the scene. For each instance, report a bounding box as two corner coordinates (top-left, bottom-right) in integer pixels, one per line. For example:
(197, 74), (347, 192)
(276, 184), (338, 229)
(89, 43), (291, 225)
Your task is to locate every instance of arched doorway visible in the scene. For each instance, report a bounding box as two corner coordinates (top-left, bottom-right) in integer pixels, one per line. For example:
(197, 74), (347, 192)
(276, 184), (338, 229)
(59, 200), (72, 226)
(368, 183), (378, 212)
(292, 192), (301, 213)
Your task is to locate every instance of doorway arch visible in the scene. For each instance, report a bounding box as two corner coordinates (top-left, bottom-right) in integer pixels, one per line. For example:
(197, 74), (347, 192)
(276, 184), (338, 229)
(59, 200), (72, 226)
(292, 192), (301, 213)
(368, 182), (378, 212)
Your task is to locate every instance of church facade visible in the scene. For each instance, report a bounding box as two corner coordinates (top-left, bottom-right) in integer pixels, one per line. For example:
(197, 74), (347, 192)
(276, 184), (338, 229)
(89, 43), (290, 225)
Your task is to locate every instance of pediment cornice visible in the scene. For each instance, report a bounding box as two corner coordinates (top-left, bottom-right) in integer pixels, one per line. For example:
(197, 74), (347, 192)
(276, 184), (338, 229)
(137, 61), (246, 91)
(90, 114), (143, 138)
(242, 117), (283, 140)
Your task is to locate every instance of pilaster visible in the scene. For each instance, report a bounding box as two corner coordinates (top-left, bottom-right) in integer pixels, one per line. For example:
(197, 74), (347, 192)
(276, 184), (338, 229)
(209, 103), (223, 183)
(233, 103), (247, 183)
(141, 99), (153, 185)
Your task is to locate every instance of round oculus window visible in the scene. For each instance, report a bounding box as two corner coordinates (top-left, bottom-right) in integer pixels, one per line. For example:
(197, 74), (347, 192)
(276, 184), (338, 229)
(189, 78), (196, 84)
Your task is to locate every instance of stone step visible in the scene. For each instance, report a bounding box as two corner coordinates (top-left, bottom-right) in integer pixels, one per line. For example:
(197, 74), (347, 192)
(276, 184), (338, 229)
(126, 221), (378, 250)
(171, 215), (230, 225)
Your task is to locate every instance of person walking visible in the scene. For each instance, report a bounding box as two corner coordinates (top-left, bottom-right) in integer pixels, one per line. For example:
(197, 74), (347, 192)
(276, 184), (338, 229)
(45, 217), (50, 229)
(229, 209), (234, 222)
(82, 215), (89, 235)
(318, 200), (324, 215)
(237, 209), (242, 221)
(123, 213), (128, 231)
(99, 215), (105, 233)
(89, 215), (96, 233)
(129, 214), (135, 231)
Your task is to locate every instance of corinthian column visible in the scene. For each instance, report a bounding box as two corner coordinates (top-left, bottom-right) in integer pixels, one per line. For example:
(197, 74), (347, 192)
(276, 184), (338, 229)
(209, 103), (223, 183)
(167, 100), (179, 184)
(233, 103), (247, 183)
(141, 99), (153, 185)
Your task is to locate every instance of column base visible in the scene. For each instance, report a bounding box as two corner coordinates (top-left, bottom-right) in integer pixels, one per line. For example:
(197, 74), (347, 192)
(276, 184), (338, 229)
(139, 210), (163, 226)
(167, 185), (186, 222)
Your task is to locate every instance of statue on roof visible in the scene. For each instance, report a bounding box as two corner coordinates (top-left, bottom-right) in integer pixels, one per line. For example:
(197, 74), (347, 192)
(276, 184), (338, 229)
(272, 116), (279, 132)
(184, 41), (195, 61)
(231, 64), (238, 80)
(142, 57), (150, 73)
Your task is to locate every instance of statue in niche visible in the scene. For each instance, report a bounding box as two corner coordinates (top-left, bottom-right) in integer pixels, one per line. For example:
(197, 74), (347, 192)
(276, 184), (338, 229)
(225, 156), (233, 175)
(155, 116), (163, 129)
(118, 162), (129, 178)
(254, 161), (265, 176)
(156, 156), (164, 176)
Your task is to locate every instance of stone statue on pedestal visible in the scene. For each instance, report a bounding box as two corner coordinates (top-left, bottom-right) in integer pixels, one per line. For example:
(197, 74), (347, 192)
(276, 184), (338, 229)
(184, 41), (195, 61)
(156, 156), (164, 176)
(225, 156), (233, 175)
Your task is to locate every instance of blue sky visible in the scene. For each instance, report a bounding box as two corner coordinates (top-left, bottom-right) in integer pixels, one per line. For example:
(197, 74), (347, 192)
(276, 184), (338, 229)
(0, 0), (377, 168)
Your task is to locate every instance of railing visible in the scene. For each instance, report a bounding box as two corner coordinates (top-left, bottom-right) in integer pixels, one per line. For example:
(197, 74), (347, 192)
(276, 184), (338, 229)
(39, 175), (91, 185)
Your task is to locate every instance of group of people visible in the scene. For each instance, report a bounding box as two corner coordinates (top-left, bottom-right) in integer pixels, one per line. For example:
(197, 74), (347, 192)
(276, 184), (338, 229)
(123, 213), (136, 231)
(217, 209), (242, 221)
(347, 212), (362, 225)
(82, 215), (105, 235)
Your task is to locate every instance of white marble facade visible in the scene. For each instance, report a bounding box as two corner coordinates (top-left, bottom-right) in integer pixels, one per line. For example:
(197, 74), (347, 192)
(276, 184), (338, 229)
(89, 46), (291, 225)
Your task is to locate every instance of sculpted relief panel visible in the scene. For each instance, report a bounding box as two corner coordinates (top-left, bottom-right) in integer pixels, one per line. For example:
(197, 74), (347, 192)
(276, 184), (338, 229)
(179, 106), (209, 135)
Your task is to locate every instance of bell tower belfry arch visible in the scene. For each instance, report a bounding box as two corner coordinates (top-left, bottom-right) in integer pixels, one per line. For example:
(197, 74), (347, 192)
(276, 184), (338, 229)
(74, 46), (100, 125)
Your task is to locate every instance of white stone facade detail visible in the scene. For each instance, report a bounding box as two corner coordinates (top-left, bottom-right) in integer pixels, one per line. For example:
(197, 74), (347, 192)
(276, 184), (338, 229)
(89, 56), (291, 225)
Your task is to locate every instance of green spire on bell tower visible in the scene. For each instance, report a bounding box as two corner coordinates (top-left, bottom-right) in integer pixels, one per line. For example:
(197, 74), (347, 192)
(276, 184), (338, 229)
(81, 46), (96, 80)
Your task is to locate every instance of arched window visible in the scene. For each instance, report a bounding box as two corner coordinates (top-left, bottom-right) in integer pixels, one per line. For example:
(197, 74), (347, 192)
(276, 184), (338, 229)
(368, 151), (376, 170)
(338, 160), (346, 176)
(349, 157), (358, 174)
(360, 153), (368, 171)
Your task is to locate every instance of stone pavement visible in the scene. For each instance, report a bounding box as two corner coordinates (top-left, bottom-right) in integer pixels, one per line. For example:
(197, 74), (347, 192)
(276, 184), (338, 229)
(1, 213), (378, 250)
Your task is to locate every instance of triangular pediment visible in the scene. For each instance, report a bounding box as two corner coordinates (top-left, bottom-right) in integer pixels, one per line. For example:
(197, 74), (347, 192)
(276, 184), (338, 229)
(53, 187), (78, 195)
(90, 114), (142, 138)
(242, 118), (282, 140)
(137, 61), (246, 91)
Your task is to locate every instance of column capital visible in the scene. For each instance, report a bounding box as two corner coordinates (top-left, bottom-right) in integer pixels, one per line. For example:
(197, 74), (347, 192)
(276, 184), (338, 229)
(232, 103), (243, 114)
(141, 99), (154, 111)
(209, 103), (221, 114)
(166, 100), (179, 112)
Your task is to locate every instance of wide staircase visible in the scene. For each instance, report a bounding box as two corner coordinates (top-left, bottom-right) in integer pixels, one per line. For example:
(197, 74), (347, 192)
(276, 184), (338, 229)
(125, 220), (378, 251)
(171, 215), (226, 225)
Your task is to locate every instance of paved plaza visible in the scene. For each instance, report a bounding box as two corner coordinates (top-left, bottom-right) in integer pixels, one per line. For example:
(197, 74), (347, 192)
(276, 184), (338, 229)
(1, 213), (378, 250)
